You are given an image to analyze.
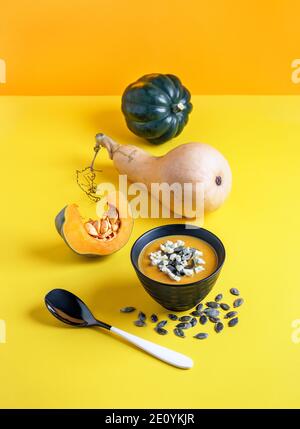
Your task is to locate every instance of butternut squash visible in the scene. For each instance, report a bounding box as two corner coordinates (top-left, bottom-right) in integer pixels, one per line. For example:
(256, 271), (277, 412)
(96, 134), (232, 215)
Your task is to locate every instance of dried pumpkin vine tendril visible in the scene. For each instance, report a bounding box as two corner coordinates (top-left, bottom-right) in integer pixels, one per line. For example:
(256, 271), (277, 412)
(76, 134), (103, 203)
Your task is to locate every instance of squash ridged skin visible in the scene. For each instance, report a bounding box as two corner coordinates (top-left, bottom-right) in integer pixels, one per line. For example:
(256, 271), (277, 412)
(55, 207), (100, 258)
(122, 74), (193, 144)
(55, 206), (66, 237)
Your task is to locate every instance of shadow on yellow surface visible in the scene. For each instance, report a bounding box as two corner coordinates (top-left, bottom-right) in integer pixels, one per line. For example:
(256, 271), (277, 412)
(28, 241), (104, 266)
(29, 306), (71, 328)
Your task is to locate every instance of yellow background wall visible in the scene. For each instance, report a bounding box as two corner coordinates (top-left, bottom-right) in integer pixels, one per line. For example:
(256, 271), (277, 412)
(0, 0), (300, 95)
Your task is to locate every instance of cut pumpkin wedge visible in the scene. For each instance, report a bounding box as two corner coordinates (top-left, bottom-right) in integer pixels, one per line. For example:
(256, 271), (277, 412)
(55, 191), (133, 256)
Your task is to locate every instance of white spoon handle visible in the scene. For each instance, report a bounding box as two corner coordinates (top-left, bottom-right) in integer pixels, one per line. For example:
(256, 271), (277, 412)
(110, 326), (193, 369)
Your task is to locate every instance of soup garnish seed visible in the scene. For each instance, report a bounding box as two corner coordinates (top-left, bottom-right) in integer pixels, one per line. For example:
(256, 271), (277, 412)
(233, 298), (244, 308)
(168, 314), (178, 321)
(175, 264), (185, 274)
(146, 239), (208, 282)
(224, 311), (238, 319)
(179, 316), (191, 322)
(215, 322), (224, 333)
(155, 327), (168, 335)
(206, 301), (220, 308)
(120, 306), (136, 313)
(174, 328), (185, 338)
(228, 317), (239, 327)
(194, 257), (205, 265)
(200, 315), (208, 325)
(166, 265), (177, 274)
(230, 288), (240, 296)
(194, 266), (205, 274)
(157, 320), (168, 329)
(174, 246), (185, 253)
(183, 268), (194, 276)
(150, 314), (158, 323)
(215, 294), (223, 302)
(194, 333), (208, 340)
(134, 320), (146, 327)
(220, 303), (230, 311)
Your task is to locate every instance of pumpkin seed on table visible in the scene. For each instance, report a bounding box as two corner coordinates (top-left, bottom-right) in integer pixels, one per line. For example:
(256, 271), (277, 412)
(224, 311), (238, 319)
(179, 315), (191, 322)
(174, 328), (185, 338)
(176, 322), (192, 329)
(204, 308), (220, 318)
(190, 317), (197, 327)
(190, 310), (202, 317)
(199, 315), (208, 325)
(194, 333), (208, 340)
(157, 320), (168, 329)
(121, 287), (243, 339)
(155, 327), (168, 335)
(206, 301), (220, 309)
(168, 314), (178, 321)
(215, 322), (224, 333)
(233, 298), (244, 308)
(138, 311), (146, 321)
(134, 320), (146, 327)
(215, 294), (223, 302)
(120, 306), (136, 313)
(220, 303), (230, 311)
(209, 316), (220, 323)
(196, 303), (203, 312)
(228, 317), (239, 327)
(150, 314), (158, 323)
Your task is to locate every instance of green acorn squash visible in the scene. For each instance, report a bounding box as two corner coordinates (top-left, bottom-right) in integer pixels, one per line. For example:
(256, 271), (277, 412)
(121, 73), (193, 144)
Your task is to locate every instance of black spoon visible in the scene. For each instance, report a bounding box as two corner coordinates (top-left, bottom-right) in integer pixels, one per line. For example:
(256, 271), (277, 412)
(45, 289), (193, 369)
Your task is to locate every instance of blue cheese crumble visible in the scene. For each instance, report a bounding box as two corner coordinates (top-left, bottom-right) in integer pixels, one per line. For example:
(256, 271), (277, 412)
(148, 239), (206, 282)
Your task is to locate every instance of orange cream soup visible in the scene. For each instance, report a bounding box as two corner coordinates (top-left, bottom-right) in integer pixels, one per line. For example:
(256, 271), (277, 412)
(138, 235), (218, 285)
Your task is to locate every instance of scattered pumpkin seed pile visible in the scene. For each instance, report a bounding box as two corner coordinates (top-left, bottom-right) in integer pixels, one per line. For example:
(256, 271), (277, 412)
(120, 288), (244, 339)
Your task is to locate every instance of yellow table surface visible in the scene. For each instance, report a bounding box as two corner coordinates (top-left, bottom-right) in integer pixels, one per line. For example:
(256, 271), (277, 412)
(0, 95), (300, 408)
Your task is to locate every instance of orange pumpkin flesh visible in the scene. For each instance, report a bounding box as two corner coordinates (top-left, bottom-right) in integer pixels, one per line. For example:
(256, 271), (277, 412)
(55, 192), (133, 256)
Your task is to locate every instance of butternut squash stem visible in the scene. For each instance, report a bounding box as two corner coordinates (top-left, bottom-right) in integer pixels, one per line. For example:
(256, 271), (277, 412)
(95, 133), (120, 160)
(90, 142), (101, 171)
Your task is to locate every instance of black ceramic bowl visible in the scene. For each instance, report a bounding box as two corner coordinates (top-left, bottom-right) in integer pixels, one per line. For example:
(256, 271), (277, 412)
(131, 224), (226, 312)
